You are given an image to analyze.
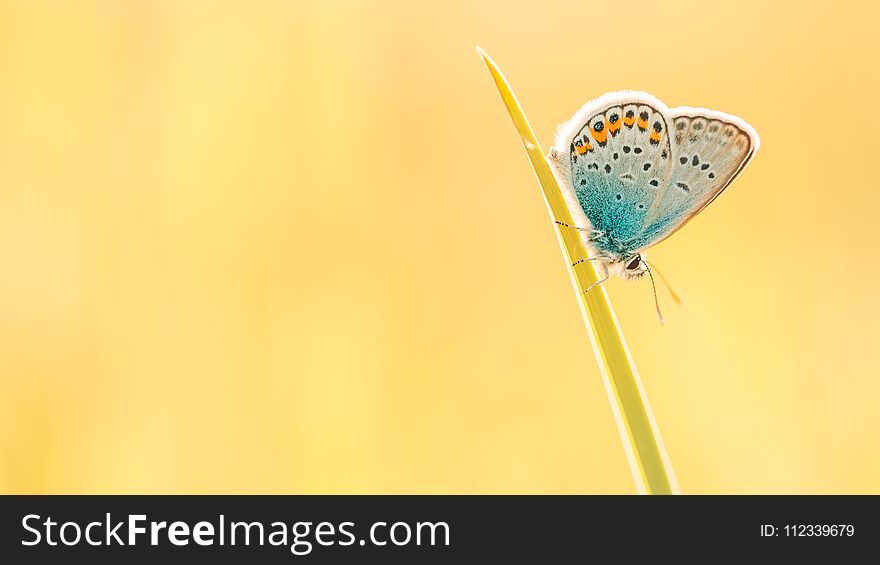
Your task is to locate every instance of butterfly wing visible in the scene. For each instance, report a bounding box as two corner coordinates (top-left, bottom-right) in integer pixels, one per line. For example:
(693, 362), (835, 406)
(549, 92), (759, 257)
(627, 106), (760, 251)
(548, 91), (674, 260)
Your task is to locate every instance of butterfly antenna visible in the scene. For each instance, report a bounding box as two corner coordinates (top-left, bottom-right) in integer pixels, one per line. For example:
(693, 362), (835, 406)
(643, 262), (666, 325)
(645, 260), (684, 306)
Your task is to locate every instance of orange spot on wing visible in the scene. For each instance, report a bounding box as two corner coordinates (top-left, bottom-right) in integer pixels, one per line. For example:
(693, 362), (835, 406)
(650, 131), (661, 143)
(607, 119), (621, 133)
(637, 117), (649, 130)
(623, 116), (636, 127)
(591, 129), (608, 144)
(575, 143), (592, 155)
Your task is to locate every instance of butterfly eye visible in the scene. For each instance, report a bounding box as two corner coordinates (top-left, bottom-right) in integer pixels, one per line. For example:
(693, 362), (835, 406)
(626, 257), (641, 270)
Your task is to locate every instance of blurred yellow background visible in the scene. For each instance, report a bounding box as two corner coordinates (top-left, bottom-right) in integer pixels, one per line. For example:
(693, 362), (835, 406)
(1, 0), (878, 494)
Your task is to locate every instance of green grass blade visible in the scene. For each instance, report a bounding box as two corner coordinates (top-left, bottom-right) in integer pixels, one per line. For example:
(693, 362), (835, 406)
(478, 47), (679, 495)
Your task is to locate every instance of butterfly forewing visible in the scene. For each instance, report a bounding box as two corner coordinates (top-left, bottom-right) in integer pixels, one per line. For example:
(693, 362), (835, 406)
(635, 110), (759, 249)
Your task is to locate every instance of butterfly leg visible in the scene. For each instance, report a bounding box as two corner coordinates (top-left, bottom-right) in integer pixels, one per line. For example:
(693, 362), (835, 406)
(570, 256), (606, 268)
(582, 264), (610, 295)
(554, 220), (602, 240)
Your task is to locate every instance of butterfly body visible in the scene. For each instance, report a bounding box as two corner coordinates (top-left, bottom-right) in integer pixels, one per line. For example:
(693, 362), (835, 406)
(548, 91), (759, 284)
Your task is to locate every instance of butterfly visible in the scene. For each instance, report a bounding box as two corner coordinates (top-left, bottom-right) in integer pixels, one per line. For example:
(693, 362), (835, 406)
(547, 91), (759, 320)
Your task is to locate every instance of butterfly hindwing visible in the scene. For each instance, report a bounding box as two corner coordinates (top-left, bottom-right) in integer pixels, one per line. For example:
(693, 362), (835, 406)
(550, 92), (672, 259)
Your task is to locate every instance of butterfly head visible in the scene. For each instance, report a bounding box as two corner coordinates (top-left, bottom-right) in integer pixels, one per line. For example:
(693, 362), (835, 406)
(616, 253), (647, 280)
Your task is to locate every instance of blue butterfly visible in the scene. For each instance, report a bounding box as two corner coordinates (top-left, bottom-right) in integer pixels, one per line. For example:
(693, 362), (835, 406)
(548, 91), (759, 318)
